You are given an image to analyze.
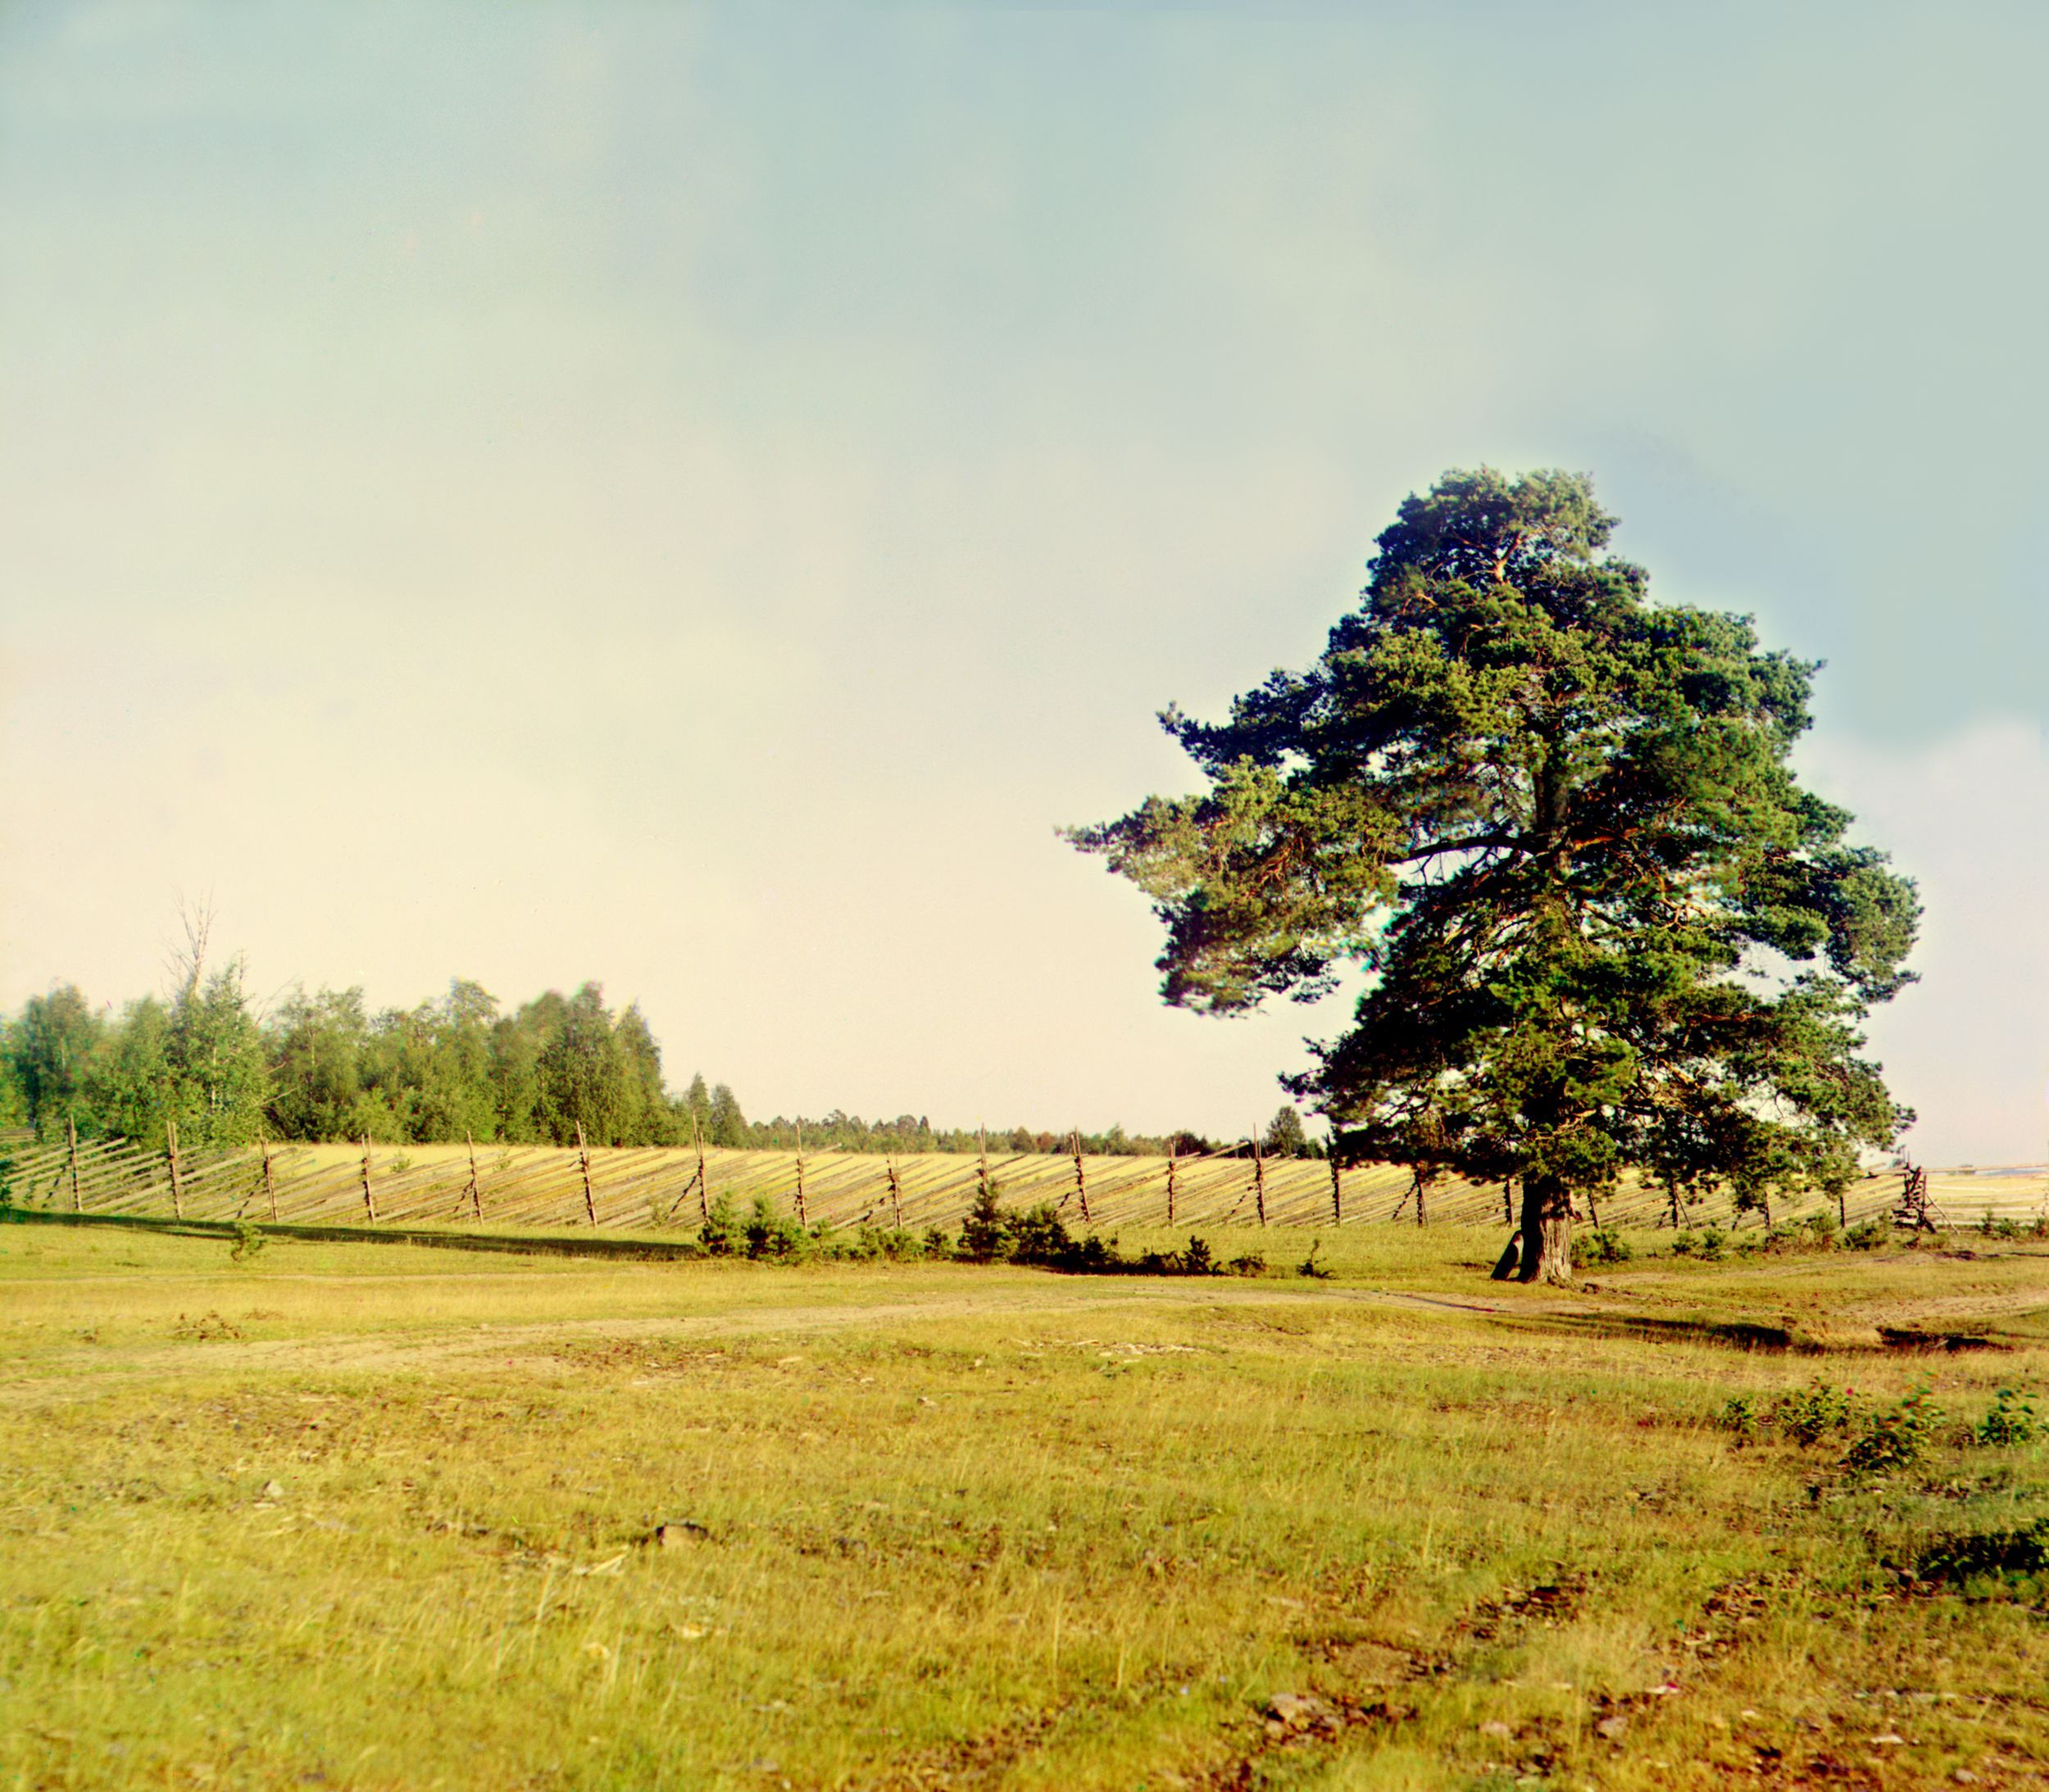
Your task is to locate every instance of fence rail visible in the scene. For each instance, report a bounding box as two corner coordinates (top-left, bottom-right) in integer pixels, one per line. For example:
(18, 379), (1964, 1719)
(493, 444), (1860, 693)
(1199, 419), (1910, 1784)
(3, 1132), (2045, 1235)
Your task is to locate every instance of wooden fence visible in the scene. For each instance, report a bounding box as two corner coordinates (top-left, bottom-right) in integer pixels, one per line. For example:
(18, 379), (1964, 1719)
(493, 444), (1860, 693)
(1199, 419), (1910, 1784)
(3, 1129), (2045, 1235)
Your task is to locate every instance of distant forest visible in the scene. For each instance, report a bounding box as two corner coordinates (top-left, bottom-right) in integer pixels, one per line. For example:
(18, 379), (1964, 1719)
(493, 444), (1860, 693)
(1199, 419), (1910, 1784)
(0, 955), (1320, 1160)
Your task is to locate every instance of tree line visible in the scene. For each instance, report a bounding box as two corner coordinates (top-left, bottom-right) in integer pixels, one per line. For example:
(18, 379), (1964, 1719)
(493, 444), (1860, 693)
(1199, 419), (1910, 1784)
(0, 957), (1320, 1159)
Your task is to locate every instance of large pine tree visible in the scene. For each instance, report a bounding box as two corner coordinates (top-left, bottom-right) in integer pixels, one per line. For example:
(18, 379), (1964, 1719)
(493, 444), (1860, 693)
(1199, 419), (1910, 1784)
(1070, 469), (1919, 1282)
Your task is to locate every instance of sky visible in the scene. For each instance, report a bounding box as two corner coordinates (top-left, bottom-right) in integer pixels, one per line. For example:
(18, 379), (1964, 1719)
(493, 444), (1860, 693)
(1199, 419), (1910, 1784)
(3, 2), (2047, 1164)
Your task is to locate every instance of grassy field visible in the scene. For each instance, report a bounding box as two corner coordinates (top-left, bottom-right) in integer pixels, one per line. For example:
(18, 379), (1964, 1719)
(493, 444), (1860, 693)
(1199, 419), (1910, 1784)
(2, 1220), (2046, 1790)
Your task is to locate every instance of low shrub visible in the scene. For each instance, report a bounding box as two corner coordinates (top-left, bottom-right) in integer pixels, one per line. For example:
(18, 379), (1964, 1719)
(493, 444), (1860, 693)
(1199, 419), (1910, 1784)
(1911, 1519), (2049, 1593)
(229, 1222), (268, 1264)
(743, 1195), (809, 1260)
(934, 1200), (1250, 1277)
(1572, 1227), (1633, 1268)
(1006, 1202), (1078, 1267)
(1716, 1393), (1759, 1440)
(1715, 1380), (1859, 1446)
(1842, 1218), (1890, 1251)
(1974, 1387), (2039, 1449)
(851, 1225), (929, 1263)
(1844, 1385), (1942, 1475)
(1771, 1380), (1856, 1445)
(700, 1192), (743, 1257)
(959, 1182), (1008, 1263)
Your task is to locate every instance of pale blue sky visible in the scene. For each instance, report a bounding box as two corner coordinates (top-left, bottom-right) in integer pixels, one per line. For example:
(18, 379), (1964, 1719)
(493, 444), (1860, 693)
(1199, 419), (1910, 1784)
(5, 2), (2046, 1161)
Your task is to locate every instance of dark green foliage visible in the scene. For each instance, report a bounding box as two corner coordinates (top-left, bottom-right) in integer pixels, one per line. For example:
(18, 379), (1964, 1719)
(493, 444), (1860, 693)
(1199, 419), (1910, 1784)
(699, 1192), (743, 1257)
(7, 985), (103, 1140)
(1842, 1218), (1891, 1250)
(0, 1049), (25, 1134)
(1718, 1381), (1858, 1446)
(973, 1201), (1120, 1271)
(1772, 1381), (1856, 1445)
(9, 959), (269, 1151)
(1130, 1237), (1218, 1276)
(1717, 1381), (2036, 1468)
(6, 964), (709, 1151)
(1715, 1394), (1759, 1440)
(1571, 1227), (1633, 1268)
(938, 1201), (1247, 1279)
(706, 1082), (747, 1149)
(533, 984), (676, 1147)
(1910, 1521), (2049, 1595)
(1003, 1202), (1074, 1266)
(1673, 1224), (1728, 1259)
(268, 987), (378, 1141)
(739, 1111), (1200, 1158)
(1704, 1214), (1845, 1259)
(163, 960), (270, 1149)
(1844, 1386), (1942, 1475)
(743, 1195), (807, 1260)
(1974, 1388), (2038, 1449)
(959, 1179), (1008, 1263)
(681, 1073), (712, 1137)
(850, 1226), (931, 1263)
(7, 968), (1210, 1155)
(1070, 468), (1918, 1279)
(1262, 1105), (1320, 1158)
(229, 1223), (268, 1265)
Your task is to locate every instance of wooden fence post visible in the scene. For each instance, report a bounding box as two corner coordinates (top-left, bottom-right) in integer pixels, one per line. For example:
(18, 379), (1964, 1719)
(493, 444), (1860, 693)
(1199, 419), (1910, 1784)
(576, 1122), (597, 1226)
(1072, 1130), (1090, 1224)
(1329, 1152), (1343, 1226)
(361, 1135), (377, 1223)
(1415, 1166), (1426, 1227)
(978, 1127), (991, 1206)
(1391, 1167), (1420, 1224)
(887, 1155), (903, 1231)
(793, 1123), (808, 1228)
(464, 1129), (482, 1220)
(67, 1114), (80, 1212)
(167, 1118), (184, 1221)
(262, 1133), (278, 1222)
(1252, 1138), (1266, 1227)
(696, 1115), (710, 1223)
(1165, 1145), (1177, 1227)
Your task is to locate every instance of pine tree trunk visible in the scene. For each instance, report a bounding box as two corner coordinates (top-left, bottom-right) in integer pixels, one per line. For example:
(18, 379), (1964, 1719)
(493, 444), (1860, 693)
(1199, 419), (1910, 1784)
(1517, 1174), (1574, 1285)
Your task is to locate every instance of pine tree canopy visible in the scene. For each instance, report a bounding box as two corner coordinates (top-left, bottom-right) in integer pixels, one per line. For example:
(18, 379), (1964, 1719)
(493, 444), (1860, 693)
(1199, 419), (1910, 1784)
(1068, 468), (1920, 1280)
